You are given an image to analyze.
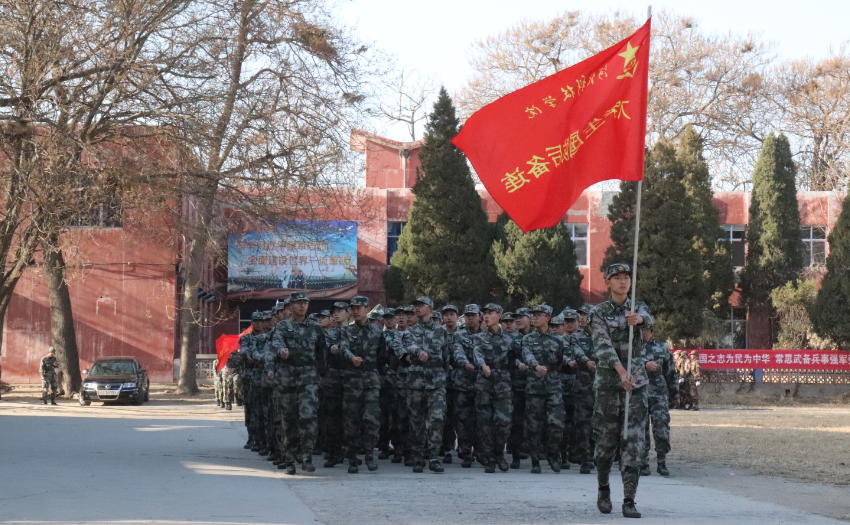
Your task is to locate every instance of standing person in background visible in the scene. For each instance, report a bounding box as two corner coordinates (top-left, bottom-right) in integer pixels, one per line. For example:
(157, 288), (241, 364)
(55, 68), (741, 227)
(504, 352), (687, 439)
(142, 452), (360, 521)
(590, 263), (656, 519)
(641, 327), (679, 477)
(675, 350), (691, 409)
(687, 350), (701, 411)
(40, 349), (59, 405)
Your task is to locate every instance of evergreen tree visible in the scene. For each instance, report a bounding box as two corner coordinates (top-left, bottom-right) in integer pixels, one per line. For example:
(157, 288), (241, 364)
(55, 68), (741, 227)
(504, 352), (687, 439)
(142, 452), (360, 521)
(740, 132), (803, 308)
(491, 214), (583, 311)
(602, 142), (709, 342)
(677, 125), (735, 317)
(386, 88), (495, 304)
(810, 191), (850, 350)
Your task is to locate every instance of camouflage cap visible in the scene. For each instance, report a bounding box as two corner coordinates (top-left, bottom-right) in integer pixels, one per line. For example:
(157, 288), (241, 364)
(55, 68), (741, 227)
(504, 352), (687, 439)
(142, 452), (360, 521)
(442, 304), (460, 314)
(689, 350), (699, 356)
(308, 313), (318, 321)
(560, 308), (580, 320)
(350, 295), (370, 307)
(367, 311), (382, 320)
(431, 311), (443, 321)
(604, 263), (631, 280)
(411, 296), (434, 307)
(500, 312), (516, 321)
(272, 302), (285, 313)
(482, 303), (503, 314)
(290, 291), (310, 302)
(531, 304), (553, 316)
(383, 308), (397, 317)
(463, 304), (481, 315)
(514, 307), (533, 318)
(577, 304), (594, 314)
(317, 310), (331, 318)
(401, 305), (416, 314)
(282, 298), (291, 307)
(250, 311), (263, 321)
(262, 310), (273, 320)
(332, 301), (350, 311)
(548, 315), (565, 325)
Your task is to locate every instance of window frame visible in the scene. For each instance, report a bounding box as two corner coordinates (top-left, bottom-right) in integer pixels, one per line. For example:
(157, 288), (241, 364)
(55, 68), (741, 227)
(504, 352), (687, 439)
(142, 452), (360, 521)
(800, 225), (828, 269)
(566, 222), (589, 268)
(386, 221), (406, 265)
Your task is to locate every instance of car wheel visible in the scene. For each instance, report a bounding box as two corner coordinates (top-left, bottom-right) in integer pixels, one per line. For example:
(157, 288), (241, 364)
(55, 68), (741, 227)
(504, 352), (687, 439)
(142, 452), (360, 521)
(133, 391), (143, 406)
(144, 384), (150, 402)
(79, 393), (91, 406)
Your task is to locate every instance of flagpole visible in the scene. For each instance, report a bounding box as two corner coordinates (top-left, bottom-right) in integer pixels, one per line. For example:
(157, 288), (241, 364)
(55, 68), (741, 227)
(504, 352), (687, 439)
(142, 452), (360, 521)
(622, 4), (651, 442)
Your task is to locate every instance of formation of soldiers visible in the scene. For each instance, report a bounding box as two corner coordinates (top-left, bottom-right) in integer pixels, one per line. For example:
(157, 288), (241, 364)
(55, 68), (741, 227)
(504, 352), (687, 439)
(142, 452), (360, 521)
(225, 264), (695, 519)
(674, 350), (702, 410)
(213, 357), (242, 410)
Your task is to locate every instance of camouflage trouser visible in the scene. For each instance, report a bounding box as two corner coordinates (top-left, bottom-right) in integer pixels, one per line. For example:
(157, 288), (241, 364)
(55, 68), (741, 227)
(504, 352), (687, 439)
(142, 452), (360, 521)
(378, 380), (392, 451)
(240, 374), (253, 436)
(234, 374), (244, 404)
(220, 373), (235, 404)
(41, 376), (58, 401)
(573, 387), (595, 464)
(593, 387), (648, 500)
(322, 385), (344, 458)
(260, 386), (279, 453)
(525, 392), (565, 458)
(343, 386), (381, 458)
(679, 378), (692, 407)
(214, 373), (223, 402)
(278, 383), (319, 462)
(561, 393), (575, 460)
(688, 379), (699, 407)
(474, 382), (512, 460)
(644, 390), (671, 462)
(407, 387), (446, 460)
(452, 389), (476, 457)
(509, 388), (527, 455)
(393, 380), (410, 453)
(442, 386), (457, 454)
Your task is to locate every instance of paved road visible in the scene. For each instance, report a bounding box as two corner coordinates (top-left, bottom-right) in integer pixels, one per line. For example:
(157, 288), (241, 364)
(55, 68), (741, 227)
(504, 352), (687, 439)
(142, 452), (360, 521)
(0, 398), (846, 525)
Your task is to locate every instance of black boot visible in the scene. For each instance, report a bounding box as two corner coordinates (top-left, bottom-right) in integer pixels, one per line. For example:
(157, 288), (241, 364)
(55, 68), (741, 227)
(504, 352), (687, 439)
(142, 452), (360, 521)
(42, 398), (48, 405)
(365, 455), (378, 471)
(496, 455), (509, 472)
(657, 461), (670, 477)
(283, 463), (297, 475)
(510, 455), (521, 469)
(244, 437), (255, 450)
(622, 499), (641, 518)
(412, 458), (424, 473)
(548, 454), (561, 473)
(391, 451), (403, 463)
(580, 462), (592, 474)
(429, 460), (444, 473)
(225, 403), (232, 410)
(640, 464), (651, 476)
(597, 486), (612, 514)
(461, 452), (472, 468)
(530, 456), (541, 474)
(50, 398), (57, 406)
(302, 458), (315, 472)
(348, 457), (359, 474)
(443, 451), (452, 464)
(484, 458), (496, 473)
(378, 449), (391, 460)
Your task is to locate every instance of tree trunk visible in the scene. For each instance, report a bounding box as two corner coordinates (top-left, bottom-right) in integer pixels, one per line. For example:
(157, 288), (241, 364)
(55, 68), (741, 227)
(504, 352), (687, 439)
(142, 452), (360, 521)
(43, 239), (82, 397)
(0, 273), (26, 367)
(176, 183), (217, 395)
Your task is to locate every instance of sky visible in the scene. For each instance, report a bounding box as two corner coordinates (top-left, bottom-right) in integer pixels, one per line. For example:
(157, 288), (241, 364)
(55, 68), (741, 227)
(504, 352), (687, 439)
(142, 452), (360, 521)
(339, 0), (850, 141)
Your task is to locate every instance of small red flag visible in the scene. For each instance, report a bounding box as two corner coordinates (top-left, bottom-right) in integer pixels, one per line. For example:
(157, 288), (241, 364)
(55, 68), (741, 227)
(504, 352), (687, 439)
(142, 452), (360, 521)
(215, 326), (253, 372)
(452, 19), (651, 232)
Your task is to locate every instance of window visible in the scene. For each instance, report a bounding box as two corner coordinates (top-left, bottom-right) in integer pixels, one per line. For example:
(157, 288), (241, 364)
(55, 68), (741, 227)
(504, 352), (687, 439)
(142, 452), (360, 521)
(801, 226), (827, 268)
(567, 223), (588, 267)
(387, 221), (406, 264)
(721, 225), (746, 268)
(720, 307), (747, 350)
(69, 200), (123, 228)
(238, 309), (252, 333)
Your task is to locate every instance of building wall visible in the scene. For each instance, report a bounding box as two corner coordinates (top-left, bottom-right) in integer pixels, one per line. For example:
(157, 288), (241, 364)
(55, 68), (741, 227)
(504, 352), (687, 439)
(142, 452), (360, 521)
(1, 212), (177, 384)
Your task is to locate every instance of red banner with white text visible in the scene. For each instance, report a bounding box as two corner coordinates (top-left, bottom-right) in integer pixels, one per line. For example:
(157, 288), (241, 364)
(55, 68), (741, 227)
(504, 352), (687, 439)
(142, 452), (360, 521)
(691, 350), (850, 370)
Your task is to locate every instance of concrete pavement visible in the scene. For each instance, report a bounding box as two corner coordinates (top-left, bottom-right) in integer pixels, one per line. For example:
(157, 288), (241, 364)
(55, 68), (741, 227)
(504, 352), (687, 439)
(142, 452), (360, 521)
(1, 397), (846, 525)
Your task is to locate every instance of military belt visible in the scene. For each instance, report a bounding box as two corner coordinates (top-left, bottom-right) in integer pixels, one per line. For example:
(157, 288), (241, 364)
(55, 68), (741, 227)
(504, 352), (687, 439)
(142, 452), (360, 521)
(484, 359), (508, 369)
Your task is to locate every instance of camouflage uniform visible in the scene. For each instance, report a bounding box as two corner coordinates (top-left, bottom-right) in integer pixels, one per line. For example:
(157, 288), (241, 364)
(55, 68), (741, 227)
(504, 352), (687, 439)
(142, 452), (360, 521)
(40, 354), (59, 404)
(390, 309), (415, 462)
(687, 351), (701, 410)
(521, 315), (566, 469)
(556, 310), (591, 468)
(321, 322), (348, 462)
(643, 337), (678, 468)
(341, 302), (391, 465)
(508, 308), (533, 461)
(471, 309), (515, 467)
(590, 296), (654, 502)
(213, 359), (223, 406)
(269, 301), (328, 469)
(257, 315), (282, 457)
(405, 298), (464, 468)
(676, 351), (691, 408)
(236, 325), (259, 445)
(449, 307), (481, 461)
(220, 363), (236, 409)
(572, 321), (597, 469)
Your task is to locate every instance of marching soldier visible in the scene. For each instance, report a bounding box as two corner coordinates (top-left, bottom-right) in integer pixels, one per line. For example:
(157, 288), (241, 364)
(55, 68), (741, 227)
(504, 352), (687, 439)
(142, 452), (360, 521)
(687, 350), (702, 410)
(338, 296), (389, 473)
(451, 304), (482, 466)
(391, 305), (415, 465)
(508, 307), (533, 469)
(641, 327), (679, 477)
(40, 349), (59, 405)
(573, 304), (598, 473)
(590, 263), (656, 519)
(499, 312), (516, 333)
(269, 292), (328, 475)
(321, 301), (350, 467)
(240, 312), (262, 451)
(378, 309), (402, 459)
(521, 305), (566, 474)
(471, 303), (515, 473)
(440, 305), (461, 464)
(674, 350), (689, 409)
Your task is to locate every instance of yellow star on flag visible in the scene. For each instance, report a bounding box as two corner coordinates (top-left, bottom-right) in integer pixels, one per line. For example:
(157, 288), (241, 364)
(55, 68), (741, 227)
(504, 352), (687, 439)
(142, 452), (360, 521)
(618, 42), (639, 66)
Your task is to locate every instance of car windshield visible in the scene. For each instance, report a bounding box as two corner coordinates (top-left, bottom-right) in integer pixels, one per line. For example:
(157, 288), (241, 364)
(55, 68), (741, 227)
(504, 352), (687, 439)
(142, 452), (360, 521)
(90, 361), (136, 376)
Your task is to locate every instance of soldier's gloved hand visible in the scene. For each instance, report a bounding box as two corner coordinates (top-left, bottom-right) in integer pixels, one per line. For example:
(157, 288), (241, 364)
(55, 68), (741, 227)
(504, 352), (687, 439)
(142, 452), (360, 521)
(646, 361), (659, 373)
(351, 356), (363, 367)
(330, 344), (340, 355)
(587, 361), (597, 372)
(278, 348), (290, 360)
(464, 363), (475, 372)
(418, 351), (429, 362)
(535, 365), (547, 375)
(568, 360), (578, 368)
(517, 362), (528, 372)
(482, 365), (491, 377)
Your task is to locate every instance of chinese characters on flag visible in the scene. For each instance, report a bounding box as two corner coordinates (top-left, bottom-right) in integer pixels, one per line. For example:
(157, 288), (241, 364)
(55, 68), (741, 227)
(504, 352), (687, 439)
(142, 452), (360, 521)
(694, 350), (850, 370)
(452, 20), (651, 232)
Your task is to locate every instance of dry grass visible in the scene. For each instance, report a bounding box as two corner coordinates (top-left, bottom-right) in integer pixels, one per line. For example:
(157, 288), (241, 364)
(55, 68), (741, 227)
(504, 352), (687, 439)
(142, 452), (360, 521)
(670, 407), (850, 486)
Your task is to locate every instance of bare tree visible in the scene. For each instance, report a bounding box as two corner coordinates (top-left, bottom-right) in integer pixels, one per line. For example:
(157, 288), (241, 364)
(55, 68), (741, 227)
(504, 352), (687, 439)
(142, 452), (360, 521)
(373, 67), (438, 141)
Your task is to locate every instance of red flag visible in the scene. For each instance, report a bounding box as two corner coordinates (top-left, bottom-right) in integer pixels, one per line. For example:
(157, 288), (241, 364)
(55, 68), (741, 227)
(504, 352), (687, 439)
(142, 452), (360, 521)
(215, 326), (253, 372)
(452, 19), (651, 232)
